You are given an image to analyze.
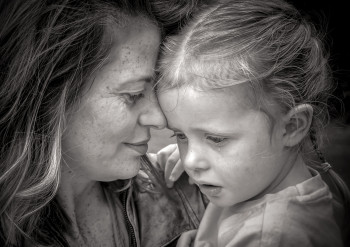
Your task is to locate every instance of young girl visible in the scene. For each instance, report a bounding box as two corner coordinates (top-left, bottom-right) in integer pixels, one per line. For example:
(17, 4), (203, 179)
(156, 0), (350, 246)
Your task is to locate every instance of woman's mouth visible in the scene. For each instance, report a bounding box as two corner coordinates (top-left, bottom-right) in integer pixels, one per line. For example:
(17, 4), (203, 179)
(125, 140), (149, 154)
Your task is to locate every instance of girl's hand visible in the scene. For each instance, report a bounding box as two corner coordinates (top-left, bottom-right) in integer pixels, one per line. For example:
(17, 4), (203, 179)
(176, 229), (197, 247)
(156, 144), (184, 188)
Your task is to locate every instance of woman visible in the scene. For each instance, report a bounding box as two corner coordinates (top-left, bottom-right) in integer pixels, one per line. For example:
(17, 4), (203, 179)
(0, 0), (206, 246)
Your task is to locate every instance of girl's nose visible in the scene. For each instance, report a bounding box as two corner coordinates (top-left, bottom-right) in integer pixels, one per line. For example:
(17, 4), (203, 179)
(183, 145), (209, 172)
(138, 92), (166, 130)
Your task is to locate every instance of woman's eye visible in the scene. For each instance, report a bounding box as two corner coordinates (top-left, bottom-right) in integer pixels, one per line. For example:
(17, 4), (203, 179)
(123, 93), (145, 104)
(206, 136), (227, 144)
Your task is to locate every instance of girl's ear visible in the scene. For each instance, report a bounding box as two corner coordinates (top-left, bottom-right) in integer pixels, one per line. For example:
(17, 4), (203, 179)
(282, 104), (313, 147)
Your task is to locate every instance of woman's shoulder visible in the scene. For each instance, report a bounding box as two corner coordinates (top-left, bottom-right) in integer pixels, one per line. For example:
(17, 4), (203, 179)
(103, 155), (207, 247)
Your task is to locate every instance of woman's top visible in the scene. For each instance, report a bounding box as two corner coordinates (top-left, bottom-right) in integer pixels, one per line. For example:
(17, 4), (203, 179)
(104, 170), (208, 247)
(193, 168), (343, 247)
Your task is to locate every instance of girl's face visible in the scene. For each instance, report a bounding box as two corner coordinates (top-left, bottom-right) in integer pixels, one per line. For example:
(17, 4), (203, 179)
(61, 17), (166, 182)
(158, 84), (288, 207)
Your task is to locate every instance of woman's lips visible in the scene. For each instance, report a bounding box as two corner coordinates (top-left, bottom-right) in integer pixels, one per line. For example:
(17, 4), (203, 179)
(197, 184), (222, 197)
(125, 143), (148, 154)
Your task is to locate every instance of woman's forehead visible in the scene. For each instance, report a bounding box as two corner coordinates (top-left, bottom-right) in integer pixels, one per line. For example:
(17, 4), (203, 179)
(81, 17), (160, 98)
(105, 16), (160, 45)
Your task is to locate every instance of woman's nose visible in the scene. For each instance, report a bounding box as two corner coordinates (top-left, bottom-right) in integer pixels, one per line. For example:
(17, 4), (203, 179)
(138, 93), (166, 130)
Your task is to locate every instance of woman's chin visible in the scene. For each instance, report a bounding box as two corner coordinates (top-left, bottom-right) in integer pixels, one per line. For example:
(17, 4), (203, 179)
(102, 163), (141, 182)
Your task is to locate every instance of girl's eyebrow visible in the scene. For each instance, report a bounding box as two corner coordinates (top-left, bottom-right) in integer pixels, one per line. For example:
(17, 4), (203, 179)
(166, 125), (181, 132)
(169, 124), (239, 137)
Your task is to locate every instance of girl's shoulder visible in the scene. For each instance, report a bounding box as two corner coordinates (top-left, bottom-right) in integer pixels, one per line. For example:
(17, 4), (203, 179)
(219, 171), (342, 246)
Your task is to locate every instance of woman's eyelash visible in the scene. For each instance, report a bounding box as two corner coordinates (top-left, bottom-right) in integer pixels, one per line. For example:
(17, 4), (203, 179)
(130, 93), (144, 101)
(123, 93), (144, 104)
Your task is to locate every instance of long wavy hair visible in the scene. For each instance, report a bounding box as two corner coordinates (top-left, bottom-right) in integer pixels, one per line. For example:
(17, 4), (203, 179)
(157, 0), (350, 242)
(0, 0), (203, 246)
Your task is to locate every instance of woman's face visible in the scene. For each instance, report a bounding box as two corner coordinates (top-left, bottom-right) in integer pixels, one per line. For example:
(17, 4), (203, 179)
(62, 17), (165, 182)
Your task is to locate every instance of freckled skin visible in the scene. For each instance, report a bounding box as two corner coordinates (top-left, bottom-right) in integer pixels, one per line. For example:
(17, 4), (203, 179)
(61, 18), (163, 182)
(59, 17), (166, 247)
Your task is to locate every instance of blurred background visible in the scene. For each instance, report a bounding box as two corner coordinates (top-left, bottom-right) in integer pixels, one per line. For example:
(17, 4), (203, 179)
(149, 0), (350, 187)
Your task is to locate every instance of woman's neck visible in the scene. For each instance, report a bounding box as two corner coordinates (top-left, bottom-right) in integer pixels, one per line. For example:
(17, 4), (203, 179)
(57, 163), (115, 246)
(58, 163), (100, 215)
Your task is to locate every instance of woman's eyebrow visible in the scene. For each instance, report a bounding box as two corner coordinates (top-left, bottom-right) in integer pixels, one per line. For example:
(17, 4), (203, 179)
(120, 75), (155, 87)
(114, 76), (155, 92)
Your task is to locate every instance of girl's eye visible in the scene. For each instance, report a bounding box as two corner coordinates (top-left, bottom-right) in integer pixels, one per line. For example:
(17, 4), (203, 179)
(123, 93), (145, 104)
(170, 133), (188, 142)
(206, 136), (227, 144)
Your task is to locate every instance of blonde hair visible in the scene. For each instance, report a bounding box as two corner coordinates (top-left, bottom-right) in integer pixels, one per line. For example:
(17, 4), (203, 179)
(157, 0), (350, 241)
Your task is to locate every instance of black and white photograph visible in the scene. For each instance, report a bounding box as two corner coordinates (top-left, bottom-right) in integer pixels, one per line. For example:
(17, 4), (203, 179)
(1, 0), (349, 246)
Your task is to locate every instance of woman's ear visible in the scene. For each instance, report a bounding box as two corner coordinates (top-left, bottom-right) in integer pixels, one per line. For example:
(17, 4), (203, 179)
(282, 104), (313, 147)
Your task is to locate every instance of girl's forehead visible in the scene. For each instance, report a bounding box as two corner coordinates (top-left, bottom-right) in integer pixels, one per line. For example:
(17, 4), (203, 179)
(158, 85), (273, 136)
(161, 82), (254, 110)
(160, 78), (283, 123)
(176, 58), (250, 89)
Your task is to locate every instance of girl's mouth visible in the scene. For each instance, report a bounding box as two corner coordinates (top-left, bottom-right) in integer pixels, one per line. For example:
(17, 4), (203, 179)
(197, 184), (222, 197)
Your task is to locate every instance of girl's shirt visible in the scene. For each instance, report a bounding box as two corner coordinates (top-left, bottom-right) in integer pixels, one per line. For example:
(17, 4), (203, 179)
(193, 168), (343, 247)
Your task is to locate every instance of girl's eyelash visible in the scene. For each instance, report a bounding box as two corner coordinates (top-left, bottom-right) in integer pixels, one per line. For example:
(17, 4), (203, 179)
(206, 135), (228, 144)
(170, 133), (227, 144)
(170, 133), (187, 140)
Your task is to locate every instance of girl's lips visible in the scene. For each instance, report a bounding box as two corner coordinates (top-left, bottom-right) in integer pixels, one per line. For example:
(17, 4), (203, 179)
(197, 184), (222, 197)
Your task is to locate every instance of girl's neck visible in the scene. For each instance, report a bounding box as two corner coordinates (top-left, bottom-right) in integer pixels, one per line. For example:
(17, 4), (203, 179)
(257, 153), (312, 197)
